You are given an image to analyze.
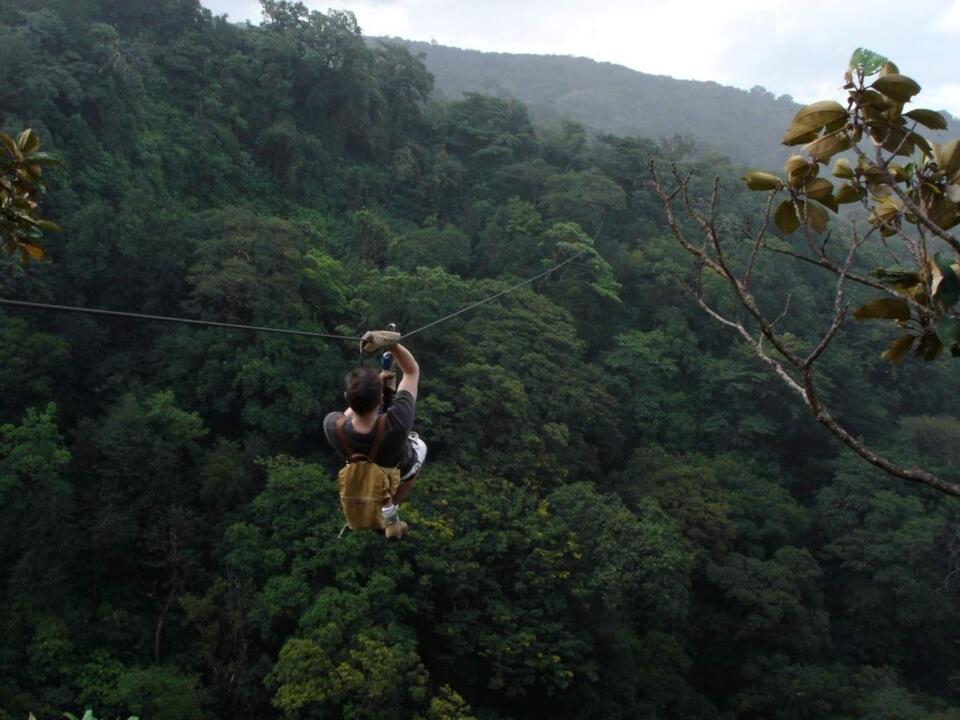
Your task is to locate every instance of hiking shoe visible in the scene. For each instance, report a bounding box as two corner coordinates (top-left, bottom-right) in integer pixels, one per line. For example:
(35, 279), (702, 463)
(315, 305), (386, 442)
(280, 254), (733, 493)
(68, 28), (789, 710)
(385, 520), (408, 541)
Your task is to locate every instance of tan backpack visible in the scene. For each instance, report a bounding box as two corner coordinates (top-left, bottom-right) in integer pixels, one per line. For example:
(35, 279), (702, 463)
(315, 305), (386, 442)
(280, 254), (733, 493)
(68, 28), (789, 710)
(334, 414), (401, 530)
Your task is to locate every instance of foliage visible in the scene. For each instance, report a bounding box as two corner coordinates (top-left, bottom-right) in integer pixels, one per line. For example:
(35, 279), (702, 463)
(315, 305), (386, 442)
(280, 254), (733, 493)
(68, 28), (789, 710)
(1, 8), (958, 720)
(0, 128), (59, 262)
(404, 40), (810, 169)
(63, 711), (139, 720)
(743, 48), (960, 364)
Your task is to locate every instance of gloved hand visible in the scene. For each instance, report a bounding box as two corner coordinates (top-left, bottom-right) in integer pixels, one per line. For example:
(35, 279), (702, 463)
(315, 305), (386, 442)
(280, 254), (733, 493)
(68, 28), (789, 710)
(360, 330), (400, 354)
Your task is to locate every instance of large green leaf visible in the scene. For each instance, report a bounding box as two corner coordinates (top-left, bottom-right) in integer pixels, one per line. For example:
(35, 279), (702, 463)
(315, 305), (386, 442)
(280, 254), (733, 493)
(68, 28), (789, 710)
(804, 178), (833, 200)
(806, 201), (829, 234)
(782, 101), (848, 145)
(774, 200), (800, 234)
(0, 131), (19, 159)
(34, 219), (62, 233)
(849, 48), (888, 75)
(934, 140), (960, 177)
(783, 155), (810, 175)
(804, 130), (852, 163)
(835, 184), (861, 204)
(742, 171), (782, 191)
(16, 128), (39, 155)
(872, 74), (921, 103)
(904, 109), (948, 130)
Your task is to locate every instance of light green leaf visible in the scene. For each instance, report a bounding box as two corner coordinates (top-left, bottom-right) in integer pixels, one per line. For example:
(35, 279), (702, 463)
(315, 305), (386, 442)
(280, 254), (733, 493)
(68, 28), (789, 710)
(34, 220), (62, 233)
(742, 171), (782, 191)
(849, 48), (888, 75)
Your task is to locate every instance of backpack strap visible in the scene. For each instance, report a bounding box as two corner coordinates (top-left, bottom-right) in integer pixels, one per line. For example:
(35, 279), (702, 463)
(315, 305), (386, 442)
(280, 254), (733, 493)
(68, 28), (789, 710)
(334, 414), (352, 459)
(368, 414), (388, 464)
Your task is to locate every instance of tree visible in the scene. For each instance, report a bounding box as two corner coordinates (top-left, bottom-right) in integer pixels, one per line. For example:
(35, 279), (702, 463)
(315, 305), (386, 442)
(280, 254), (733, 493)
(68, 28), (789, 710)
(0, 317), (70, 421)
(0, 404), (74, 716)
(0, 128), (60, 262)
(652, 49), (960, 496)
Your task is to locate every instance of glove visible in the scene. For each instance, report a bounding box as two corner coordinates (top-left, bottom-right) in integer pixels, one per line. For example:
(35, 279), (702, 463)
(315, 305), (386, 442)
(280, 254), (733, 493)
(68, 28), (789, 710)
(360, 330), (400, 355)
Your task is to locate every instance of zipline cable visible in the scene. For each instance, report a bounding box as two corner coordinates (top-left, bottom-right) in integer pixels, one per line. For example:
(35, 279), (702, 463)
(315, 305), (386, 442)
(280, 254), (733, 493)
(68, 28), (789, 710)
(0, 249), (588, 343)
(0, 299), (363, 341)
(399, 249), (588, 340)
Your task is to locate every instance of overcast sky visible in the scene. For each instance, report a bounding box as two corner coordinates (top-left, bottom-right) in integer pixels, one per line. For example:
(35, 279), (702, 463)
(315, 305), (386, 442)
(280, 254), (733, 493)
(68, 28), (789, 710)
(201, 0), (960, 117)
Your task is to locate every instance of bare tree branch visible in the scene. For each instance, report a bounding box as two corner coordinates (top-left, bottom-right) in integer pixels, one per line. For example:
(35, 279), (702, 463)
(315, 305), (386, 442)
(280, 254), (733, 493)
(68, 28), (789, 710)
(764, 244), (887, 291)
(650, 162), (960, 498)
(744, 192), (775, 284)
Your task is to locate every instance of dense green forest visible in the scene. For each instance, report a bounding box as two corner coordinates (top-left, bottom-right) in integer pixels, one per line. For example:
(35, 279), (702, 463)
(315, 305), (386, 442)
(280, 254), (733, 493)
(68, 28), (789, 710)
(1, 1), (959, 718)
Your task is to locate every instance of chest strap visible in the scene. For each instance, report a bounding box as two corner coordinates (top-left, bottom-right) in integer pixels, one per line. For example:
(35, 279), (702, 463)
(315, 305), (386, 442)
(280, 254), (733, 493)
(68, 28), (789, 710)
(335, 413), (388, 464)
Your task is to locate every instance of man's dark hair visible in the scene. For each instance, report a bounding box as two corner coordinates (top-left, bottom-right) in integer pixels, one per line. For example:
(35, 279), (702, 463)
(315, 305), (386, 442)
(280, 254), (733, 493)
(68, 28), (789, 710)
(344, 367), (382, 415)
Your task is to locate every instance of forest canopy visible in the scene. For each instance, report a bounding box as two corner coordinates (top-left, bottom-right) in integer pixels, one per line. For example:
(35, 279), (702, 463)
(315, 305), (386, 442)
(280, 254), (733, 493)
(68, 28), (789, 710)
(1, 2), (959, 719)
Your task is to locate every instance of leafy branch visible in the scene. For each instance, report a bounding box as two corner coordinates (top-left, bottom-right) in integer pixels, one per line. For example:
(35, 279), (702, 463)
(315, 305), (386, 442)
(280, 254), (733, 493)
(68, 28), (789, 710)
(0, 128), (61, 264)
(651, 48), (960, 497)
(652, 162), (960, 496)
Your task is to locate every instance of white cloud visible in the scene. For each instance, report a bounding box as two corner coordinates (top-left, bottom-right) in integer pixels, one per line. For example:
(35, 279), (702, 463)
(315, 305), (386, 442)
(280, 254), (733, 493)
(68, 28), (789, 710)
(204, 0), (262, 22)
(199, 0), (960, 116)
(933, 0), (960, 32)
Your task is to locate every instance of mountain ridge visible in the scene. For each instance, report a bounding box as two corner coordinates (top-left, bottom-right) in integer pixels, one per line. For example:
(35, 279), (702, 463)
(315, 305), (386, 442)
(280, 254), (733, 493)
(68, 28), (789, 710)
(377, 38), (957, 169)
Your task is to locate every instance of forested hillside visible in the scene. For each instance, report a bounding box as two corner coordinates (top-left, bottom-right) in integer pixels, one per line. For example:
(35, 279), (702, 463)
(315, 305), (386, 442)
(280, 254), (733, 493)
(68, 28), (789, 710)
(397, 40), (800, 168)
(1, 2), (959, 719)
(396, 40), (959, 171)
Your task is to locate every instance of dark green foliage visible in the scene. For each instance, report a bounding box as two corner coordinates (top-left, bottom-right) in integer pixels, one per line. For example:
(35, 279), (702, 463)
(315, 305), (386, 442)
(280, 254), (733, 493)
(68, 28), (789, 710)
(1, 5), (959, 720)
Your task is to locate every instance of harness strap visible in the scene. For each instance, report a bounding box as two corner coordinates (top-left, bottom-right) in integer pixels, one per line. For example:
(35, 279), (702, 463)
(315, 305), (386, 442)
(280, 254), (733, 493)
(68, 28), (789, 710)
(368, 414), (388, 464)
(334, 415), (352, 459)
(336, 413), (388, 464)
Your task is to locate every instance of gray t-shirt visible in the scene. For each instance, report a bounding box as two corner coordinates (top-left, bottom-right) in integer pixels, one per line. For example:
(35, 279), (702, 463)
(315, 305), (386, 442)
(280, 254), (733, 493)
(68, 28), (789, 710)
(323, 390), (416, 473)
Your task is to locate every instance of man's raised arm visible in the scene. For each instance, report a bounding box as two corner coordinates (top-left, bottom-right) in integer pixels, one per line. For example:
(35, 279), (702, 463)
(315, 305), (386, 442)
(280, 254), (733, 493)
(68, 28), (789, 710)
(391, 344), (420, 400)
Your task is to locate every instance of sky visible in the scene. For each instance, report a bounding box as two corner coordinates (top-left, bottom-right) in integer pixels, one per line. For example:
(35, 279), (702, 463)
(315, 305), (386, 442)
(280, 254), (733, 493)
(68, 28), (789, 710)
(201, 0), (960, 117)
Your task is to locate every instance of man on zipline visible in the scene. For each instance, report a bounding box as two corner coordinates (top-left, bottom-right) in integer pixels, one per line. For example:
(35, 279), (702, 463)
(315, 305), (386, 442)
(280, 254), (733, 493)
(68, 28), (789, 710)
(323, 334), (426, 539)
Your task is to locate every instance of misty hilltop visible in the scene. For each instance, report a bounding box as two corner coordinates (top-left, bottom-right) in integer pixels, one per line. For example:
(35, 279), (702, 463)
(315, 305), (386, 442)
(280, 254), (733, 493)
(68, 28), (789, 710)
(385, 39), (955, 169)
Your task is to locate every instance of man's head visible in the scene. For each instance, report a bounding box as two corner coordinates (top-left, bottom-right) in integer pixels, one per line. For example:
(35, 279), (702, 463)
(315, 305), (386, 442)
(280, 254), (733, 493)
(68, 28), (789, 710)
(344, 367), (382, 415)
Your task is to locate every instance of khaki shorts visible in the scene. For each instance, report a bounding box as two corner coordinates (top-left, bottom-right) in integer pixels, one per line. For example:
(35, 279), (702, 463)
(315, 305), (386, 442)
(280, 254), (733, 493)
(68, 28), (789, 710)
(401, 432), (427, 481)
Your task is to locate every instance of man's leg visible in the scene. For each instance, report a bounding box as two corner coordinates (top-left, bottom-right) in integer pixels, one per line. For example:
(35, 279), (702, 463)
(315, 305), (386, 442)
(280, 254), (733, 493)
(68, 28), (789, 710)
(395, 433), (427, 505)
